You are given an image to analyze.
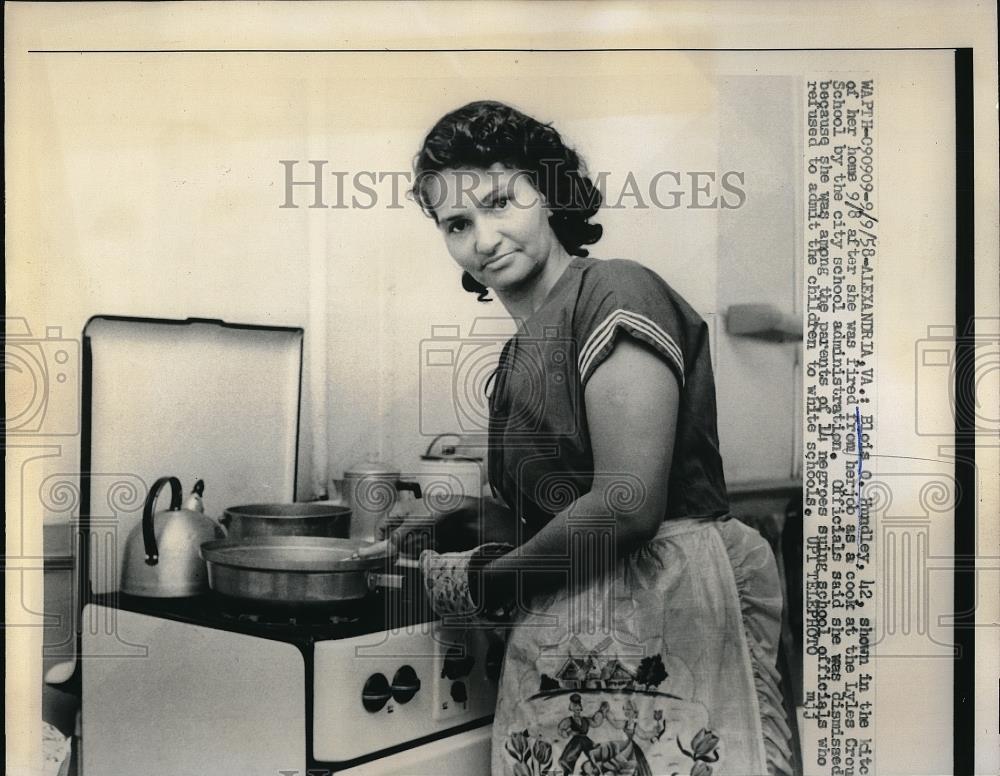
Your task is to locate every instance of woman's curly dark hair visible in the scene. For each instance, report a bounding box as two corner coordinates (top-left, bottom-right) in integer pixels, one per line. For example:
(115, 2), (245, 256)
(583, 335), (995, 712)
(412, 100), (603, 259)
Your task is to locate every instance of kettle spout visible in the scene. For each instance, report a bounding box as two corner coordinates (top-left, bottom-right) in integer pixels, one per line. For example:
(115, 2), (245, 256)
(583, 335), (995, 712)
(184, 480), (206, 513)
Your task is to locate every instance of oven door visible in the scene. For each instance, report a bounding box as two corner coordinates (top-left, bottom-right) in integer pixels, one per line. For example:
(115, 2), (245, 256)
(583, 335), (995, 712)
(336, 724), (492, 775)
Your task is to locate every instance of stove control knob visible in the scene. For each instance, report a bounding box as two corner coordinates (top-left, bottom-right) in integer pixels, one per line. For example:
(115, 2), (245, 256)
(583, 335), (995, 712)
(391, 665), (421, 704)
(441, 646), (475, 680)
(362, 673), (391, 713)
(450, 680), (468, 704)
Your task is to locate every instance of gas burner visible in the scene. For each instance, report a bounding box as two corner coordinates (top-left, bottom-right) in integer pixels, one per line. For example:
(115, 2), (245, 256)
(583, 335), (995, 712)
(226, 609), (361, 627)
(208, 590), (377, 625)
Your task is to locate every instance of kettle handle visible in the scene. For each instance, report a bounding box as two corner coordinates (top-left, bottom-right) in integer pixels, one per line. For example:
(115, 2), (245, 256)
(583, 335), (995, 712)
(142, 476), (182, 565)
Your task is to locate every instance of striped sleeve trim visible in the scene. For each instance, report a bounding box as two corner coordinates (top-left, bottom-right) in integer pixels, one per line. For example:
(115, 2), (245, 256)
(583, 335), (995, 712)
(578, 308), (685, 387)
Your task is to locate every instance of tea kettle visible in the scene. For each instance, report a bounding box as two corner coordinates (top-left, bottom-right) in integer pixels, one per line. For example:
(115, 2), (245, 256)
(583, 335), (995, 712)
(121, 476), (226, 597)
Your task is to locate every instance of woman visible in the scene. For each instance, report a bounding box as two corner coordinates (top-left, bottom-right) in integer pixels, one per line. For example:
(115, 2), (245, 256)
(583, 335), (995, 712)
(599, 698), (661, 776)
(365, 100), (793, 776)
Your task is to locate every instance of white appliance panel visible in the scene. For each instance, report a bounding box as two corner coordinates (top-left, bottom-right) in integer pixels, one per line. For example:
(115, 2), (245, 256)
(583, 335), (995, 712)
(82, 605), (306, 776)
(83, 317), (302, 593)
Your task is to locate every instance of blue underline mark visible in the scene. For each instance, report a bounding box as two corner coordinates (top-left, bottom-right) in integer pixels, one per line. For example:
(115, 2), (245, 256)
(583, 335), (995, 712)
(855, 406), (863, 544)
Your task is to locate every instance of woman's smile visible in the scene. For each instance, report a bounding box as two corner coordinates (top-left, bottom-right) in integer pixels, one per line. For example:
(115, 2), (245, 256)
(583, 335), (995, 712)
(482, 251), (516, 271)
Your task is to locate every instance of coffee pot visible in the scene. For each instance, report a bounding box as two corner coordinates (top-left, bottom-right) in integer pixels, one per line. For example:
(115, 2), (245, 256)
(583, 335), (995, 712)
(341, 456), (423, 542)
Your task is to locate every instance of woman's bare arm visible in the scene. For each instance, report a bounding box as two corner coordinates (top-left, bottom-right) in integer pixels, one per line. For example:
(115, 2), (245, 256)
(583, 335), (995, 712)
(480, 336), (680, 610)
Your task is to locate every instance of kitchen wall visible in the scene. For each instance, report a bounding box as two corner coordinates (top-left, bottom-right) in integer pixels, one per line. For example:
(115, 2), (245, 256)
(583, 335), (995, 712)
(10, 55), (799, 529)
(317, 66), (800, 487)
(715, 75), (801, 484)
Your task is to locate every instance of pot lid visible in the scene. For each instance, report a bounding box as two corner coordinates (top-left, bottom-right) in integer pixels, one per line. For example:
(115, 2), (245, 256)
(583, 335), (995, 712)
(344, 453), (399, 478)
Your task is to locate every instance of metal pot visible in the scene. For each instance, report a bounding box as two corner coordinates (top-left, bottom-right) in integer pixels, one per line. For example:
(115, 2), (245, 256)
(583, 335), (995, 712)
(199, 536), (416, 606)
(414, 433), (486, 513)
(341, 456), (422, 542)
(221, 503), (351, 540)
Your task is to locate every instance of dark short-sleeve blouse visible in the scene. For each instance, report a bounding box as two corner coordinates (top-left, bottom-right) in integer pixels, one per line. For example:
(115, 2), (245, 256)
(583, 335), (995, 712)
(487, 256), (729, 534)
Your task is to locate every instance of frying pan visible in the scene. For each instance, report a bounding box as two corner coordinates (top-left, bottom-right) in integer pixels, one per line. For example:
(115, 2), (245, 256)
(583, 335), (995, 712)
(199, 536), (418, 606)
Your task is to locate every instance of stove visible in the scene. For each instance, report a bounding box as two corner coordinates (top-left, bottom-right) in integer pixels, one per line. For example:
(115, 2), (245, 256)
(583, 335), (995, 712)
(82, 587), (500, 775)
(76, 318), (499, 776)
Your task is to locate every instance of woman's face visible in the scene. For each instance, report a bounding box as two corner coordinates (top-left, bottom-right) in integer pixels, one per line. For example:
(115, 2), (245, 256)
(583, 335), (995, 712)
(425, 163), (562, 294)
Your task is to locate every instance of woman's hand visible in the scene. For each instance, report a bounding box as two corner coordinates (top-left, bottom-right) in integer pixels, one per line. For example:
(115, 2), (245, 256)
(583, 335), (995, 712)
(356, 496), (517, 558)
